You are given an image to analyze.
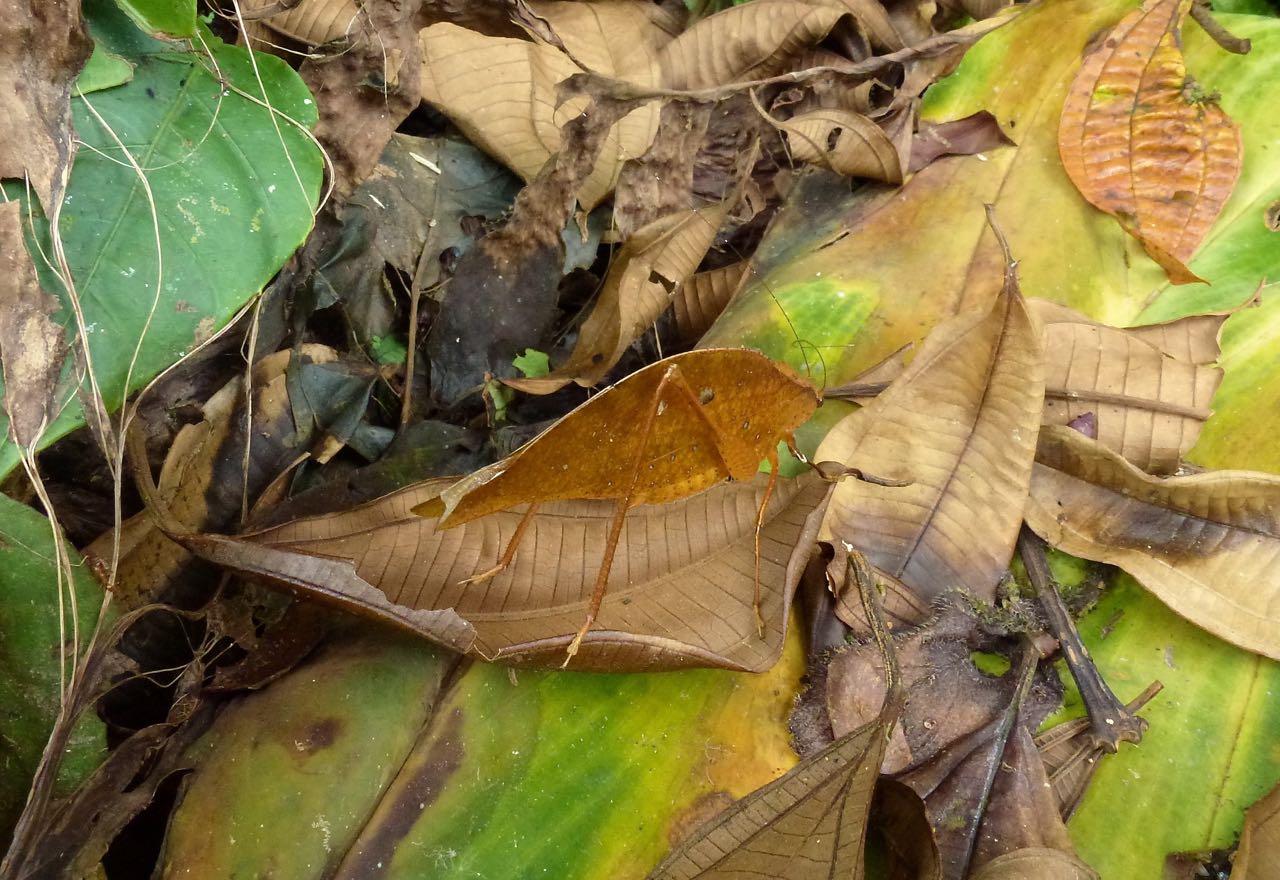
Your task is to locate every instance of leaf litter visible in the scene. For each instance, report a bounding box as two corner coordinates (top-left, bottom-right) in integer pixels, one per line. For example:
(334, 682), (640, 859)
(5, 0), (1280, 877)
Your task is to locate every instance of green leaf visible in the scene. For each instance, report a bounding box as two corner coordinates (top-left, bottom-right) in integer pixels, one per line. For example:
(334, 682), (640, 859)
(112, 0), (196, 39)
(158, 629), (807, 878)
(0, 495), (108, 848)
(75, 43), (134, 94)
(369, 335), (408, 366)
(512, 348), (550, 378)
(0, 6), (323, 479)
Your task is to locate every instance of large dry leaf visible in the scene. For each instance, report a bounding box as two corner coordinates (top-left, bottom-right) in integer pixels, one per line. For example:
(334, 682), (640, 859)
(1025, 424), (1280, 660)
(241, 0), (361, 46)
(645, 713), (894, 879)
(657, 0), (846, 90)
(771, 108), (903, 182)
(1031, 300), (1225, 474)
(419, 22), (660, 210)
(249, 473), (827, 671)
(507, 205), (727, 393)
(0, 0), (91, 211)
(525, 0), (673, 83)
(1057, 0), (1241, 284)
(0, 203), (66, 448)
(443, 349), (820, 523)
(1234, 781), (1280, 878)
(814, 263), (1044, 604)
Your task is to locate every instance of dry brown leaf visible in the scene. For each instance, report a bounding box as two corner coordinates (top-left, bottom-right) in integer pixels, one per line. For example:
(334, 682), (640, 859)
(969, 848), (1099, 880)
(1057, 0), (1241, 284)
(506, 205), (728, 393)
(674, 261), (748, 342)
(1030, 300), (1225, 474)
(814, 257), (1044, 604)
(658, 0), (846, 90)
(524, 0), (673, 82)
(771, 108), (903, 182)
(0, 0), (91, 211)
(1025, 424), (1280, 660)
(1234, 781), (1280, 878)
(85, 346), (334, 608)
(420, 22), (660, 210)
(0, 202), (67, 449)
(614, 101), (712, 238)
(249, 472), (826, 671)
(909, 111), (1012, 173)
(645, 712), (894, 879)
(240, 0), (362, 46)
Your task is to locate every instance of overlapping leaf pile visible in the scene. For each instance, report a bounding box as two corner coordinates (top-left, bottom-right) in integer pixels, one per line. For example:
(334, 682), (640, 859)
(4, 0), (1280, 878)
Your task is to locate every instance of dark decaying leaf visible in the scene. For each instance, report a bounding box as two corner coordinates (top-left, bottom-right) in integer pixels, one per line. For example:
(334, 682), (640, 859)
(250, 473), (827, 671)
(969, 848), (1099, 880)
(614, 101), (712, 238)
(297, 0), (428, 195)
(1031, 300), (1225, 475)
(908, 112), (1013, 173)
(1234, 781), (1280, 879)
(1057, 0), (1241, 284)
(0, 0), (92, 210)
(814, 247), (1044, 605)
(1025, 425), (1280, 660)
(0, 202), (67, 449)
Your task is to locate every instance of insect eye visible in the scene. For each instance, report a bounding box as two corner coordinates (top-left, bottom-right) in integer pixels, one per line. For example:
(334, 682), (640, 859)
(699, 388), (715, 405)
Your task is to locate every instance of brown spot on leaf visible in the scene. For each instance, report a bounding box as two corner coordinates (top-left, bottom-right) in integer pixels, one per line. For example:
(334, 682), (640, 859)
(668, 790), (735, 849)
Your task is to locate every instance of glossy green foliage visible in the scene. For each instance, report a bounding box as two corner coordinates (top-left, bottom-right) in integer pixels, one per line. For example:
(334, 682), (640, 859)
(159, 628), (805, 879)
(0, 495), (108, 848)
(0, 0), (323, 478)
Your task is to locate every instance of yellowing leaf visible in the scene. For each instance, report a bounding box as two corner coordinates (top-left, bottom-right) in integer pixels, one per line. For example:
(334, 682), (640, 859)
(1025, 425), (1280, 660)
(1057, 0), (1241, 284)
(815, 260), (1044, 604)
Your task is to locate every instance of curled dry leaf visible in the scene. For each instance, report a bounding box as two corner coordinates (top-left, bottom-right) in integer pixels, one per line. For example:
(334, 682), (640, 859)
(674, 261), (747, 342)
(505, 205), (727, 393)
(524, 0), (672, 83)
(657, 0), (846, 90)
(1031, 299), (1226, 475)
(771, 107), (903, 182)
(1025, 424), (1280, 660)
(0, 203), (66, 449)
(814, 253), (1044, 604)
(240, 0), (361, 47)
(0, 0), (91, 211)
(969, 848), (1099, 880)
(419, 22), (660, 210)
(1057, 0), (1242, 284)
(249, 473), (827, 671)
(1234, 781), (1280, 878)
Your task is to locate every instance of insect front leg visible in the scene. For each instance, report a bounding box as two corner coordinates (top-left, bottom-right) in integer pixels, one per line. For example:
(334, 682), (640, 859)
(459, 502), (540, 586)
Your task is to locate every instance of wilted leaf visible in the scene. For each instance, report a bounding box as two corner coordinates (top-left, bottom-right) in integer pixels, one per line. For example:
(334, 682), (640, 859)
(0, 0), (91, 211)
(0, 204), (66, 449)
(1057, 0), (1241, 284)
(525, 0), (672, 82)
(675, 261), (747, 342)
(240, 0), (360, 46)
(1235, 781), (1280, 878)
(1025, 425), (1280, 659)
(419, 22), (660, 210)
(251, 472), (826, 671)
(506, 206), (727, 393)
(1031, 300), (1226, 474)
(814, 257), (1043, 604)
(909, 111), (1012, 172)
(771, 107), (903, 182)
(657, 1), (846, 90)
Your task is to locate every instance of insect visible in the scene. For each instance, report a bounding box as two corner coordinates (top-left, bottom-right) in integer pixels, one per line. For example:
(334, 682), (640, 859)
(415, 347), (822, 663)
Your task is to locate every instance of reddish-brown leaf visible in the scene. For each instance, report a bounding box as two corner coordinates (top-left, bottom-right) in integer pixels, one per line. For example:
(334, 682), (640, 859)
(1057, 0), (1241, 284)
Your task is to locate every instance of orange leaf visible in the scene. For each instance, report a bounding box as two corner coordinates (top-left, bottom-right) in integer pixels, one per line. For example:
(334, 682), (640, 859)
(1057, 0), (1241, 285)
